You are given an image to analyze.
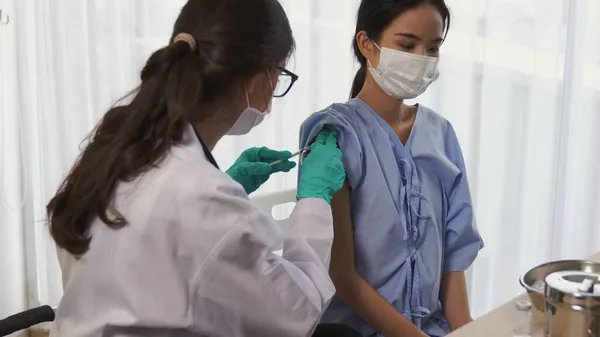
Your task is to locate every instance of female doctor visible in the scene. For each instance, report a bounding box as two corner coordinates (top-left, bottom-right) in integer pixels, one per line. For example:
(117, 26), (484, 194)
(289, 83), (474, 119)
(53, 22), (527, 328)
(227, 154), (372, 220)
(46, 0), (347, 336)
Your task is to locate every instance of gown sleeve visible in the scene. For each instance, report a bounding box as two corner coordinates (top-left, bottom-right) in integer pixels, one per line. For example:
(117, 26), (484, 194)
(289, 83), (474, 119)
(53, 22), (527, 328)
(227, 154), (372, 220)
(442, 123), (484, 273)
(299, 107), (364, 189)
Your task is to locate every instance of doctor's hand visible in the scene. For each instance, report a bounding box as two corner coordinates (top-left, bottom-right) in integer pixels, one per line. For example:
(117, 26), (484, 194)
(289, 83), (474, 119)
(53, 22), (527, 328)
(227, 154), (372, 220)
(297, 129), (346, 204)
(226, 147), (296, 195)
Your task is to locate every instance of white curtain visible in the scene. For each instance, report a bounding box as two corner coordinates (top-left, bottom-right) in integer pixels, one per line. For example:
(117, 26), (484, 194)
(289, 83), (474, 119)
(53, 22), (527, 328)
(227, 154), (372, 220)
(2, 0), (600, 321)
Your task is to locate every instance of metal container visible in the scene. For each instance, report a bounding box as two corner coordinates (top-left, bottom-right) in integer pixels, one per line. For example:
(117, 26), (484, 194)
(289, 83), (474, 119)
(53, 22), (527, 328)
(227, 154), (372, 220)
(543, 270), (600, 337)
(520, 260), (600, 313)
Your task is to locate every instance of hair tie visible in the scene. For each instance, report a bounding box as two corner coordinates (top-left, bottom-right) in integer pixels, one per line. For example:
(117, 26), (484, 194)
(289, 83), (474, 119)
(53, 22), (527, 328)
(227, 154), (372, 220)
(173, 33), (197, 51)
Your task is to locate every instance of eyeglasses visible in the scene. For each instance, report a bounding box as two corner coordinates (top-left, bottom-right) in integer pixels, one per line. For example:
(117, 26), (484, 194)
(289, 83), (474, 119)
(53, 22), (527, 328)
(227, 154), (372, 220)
(272, 66), (299, 98)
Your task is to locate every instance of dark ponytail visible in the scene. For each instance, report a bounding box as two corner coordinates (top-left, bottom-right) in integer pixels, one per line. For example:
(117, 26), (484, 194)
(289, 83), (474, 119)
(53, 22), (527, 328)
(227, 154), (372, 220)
(350, 35), (368, 98)
(47, 0), (295, 256)
(47, 42), (205, 256)
(350, 66), (367, 99)
(349, 0), (451, 98)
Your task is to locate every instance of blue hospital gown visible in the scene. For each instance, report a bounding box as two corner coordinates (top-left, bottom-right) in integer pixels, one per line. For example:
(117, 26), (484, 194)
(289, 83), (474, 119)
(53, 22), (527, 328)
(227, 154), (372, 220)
(299, 99), (484, 337)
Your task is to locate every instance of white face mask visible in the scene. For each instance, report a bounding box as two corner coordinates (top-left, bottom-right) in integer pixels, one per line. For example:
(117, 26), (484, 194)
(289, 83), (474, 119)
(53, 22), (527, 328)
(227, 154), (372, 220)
(368, 43), (440, 100)
(227, 75), (273, 136)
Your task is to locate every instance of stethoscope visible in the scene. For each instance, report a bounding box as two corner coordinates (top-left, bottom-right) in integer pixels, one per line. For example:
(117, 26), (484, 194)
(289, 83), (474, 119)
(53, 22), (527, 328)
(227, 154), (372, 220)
(190, 124), (220, 169)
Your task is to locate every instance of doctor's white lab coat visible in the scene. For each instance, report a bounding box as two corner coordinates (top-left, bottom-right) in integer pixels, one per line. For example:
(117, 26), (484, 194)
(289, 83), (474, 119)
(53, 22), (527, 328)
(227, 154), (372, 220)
(51, 125), (335, 337)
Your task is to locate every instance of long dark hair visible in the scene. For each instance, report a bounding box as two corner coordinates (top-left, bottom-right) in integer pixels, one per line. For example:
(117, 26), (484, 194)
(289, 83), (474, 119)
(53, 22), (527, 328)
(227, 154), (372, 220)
(350, 0), (451, 98)
(47, 0), (295, 256)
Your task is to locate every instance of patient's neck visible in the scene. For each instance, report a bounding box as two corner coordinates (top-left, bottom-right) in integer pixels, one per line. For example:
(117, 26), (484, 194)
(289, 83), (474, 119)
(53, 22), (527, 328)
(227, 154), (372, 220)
(356, 77), (413, 126)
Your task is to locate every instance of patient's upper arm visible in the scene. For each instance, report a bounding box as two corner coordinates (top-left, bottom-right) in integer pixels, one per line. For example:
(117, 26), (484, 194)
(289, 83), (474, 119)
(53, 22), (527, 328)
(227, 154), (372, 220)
(298, 112), (364, 189)
(329, 181), (356, 287)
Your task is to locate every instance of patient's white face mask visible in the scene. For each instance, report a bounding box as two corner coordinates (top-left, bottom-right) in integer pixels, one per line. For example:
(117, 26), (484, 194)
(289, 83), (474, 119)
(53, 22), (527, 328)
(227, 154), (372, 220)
(368, 43), (440, 100)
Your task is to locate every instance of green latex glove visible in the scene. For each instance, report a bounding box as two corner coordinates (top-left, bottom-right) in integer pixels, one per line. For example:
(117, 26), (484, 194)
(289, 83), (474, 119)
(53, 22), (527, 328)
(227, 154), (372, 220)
(226, 147), (296, 195)
(297, 129), (346, 204)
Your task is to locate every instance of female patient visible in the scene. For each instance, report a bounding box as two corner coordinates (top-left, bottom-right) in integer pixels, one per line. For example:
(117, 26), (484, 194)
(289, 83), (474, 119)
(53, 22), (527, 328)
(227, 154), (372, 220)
(299, 0), (484, 336)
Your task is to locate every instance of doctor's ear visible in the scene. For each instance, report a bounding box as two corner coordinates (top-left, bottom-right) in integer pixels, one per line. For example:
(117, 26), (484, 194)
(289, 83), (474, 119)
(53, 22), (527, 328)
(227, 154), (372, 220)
(245, 72), (265, 95)
(356, 31), (377, 62)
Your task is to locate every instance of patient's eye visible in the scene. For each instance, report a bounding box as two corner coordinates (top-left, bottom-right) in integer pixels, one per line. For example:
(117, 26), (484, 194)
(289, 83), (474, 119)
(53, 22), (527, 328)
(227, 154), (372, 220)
(399, 43), (415, 51)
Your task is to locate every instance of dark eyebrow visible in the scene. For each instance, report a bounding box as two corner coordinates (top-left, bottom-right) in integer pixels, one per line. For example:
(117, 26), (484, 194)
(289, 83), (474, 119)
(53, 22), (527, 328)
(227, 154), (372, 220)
(394, 33), (444, 43)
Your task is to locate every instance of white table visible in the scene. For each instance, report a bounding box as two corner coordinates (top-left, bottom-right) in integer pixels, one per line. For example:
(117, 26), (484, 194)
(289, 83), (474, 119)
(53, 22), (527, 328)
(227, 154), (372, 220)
(448, 251), (600, 337)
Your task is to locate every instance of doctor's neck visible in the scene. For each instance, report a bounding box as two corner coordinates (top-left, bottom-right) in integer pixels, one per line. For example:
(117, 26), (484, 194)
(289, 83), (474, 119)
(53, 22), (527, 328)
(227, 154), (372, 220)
(357, 76), (414, 124)
(192, 121), (229, 150)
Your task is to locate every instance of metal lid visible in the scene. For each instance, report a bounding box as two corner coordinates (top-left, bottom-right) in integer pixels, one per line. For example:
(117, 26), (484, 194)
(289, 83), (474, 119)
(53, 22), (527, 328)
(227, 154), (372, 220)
(545, 271), (600, 312)
(515, 300), (532, 311)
